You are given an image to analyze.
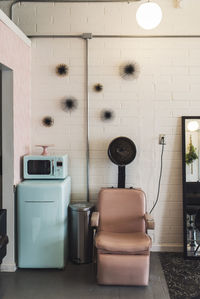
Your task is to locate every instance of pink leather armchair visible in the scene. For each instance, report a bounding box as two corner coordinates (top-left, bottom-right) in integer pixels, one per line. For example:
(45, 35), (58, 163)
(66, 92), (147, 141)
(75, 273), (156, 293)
(91, 188), (154, 286)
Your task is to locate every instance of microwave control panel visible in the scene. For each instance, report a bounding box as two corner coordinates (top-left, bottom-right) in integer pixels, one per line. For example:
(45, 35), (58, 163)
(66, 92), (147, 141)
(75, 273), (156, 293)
(54, 158), (65, 178)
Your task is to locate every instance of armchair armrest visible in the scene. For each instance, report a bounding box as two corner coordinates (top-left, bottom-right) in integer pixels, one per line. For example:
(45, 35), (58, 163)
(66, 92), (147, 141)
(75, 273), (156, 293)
(91, 212), (99, 228)
(144, 213), (155, 230)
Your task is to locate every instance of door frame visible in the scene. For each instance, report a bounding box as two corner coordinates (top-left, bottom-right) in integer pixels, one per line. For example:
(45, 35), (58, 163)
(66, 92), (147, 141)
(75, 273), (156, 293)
(0, 63), (15, 271)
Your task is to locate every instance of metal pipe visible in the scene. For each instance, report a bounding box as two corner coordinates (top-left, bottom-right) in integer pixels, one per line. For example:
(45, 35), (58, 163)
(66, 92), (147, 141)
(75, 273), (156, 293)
(93, 35), (200, 38)
(81, 33), (92, 202)
(28, 35), (83, 39)
(10, 0), (20, 20)
(85, 38), (90, 202)
(10, 0), (141, 20)
(28, 35), (200, 39)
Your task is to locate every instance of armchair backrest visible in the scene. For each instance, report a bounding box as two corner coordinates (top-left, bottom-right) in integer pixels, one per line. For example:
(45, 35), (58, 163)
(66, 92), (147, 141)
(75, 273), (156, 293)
(98, 188), (146, 233)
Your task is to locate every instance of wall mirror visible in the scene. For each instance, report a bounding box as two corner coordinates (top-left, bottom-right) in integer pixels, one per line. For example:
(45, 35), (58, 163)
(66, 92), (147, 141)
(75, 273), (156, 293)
(182, 116), (200, 258)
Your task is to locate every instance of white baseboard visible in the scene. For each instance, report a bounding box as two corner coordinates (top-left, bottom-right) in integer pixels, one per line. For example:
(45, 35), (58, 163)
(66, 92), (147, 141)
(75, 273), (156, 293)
(0, 244), (182, 272)
(0, 263), (17, 272)
(151, 244), (183, 252)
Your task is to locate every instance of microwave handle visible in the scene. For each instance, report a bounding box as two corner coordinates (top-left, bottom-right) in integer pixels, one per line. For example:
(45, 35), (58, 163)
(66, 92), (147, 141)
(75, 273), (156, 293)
(52, 160), (54, 175)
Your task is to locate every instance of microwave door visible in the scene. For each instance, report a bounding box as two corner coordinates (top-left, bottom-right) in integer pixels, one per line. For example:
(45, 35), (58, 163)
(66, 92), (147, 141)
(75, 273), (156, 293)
(27, 160), (51, 175)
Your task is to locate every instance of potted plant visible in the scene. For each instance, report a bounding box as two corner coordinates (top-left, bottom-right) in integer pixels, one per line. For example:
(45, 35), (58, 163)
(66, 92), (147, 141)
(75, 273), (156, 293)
(185, 135), (198, 174)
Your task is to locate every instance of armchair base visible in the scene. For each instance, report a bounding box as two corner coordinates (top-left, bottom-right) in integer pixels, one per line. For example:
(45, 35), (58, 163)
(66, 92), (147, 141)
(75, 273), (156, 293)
(97, 252), (150, 286)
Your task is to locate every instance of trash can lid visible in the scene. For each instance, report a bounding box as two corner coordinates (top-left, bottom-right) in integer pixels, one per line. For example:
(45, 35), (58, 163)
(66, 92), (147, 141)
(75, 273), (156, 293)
(69, 202), (95, 212)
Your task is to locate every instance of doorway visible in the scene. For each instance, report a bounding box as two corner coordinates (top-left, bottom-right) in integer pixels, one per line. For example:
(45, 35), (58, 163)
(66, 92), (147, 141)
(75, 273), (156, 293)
(0, 69), (2, 209)
(0, 63), (14, 269)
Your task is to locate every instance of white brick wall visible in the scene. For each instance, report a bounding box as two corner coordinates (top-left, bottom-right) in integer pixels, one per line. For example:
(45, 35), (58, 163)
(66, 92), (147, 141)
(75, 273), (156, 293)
(3, 0), (200, 251)
(9, 0), (200, 35)
(31, 37), (87, 201)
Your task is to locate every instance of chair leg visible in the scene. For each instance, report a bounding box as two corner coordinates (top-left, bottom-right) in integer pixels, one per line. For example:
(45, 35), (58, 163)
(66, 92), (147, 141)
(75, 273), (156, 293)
(93, 229), (97, 263)
(194, 244), (200, 255)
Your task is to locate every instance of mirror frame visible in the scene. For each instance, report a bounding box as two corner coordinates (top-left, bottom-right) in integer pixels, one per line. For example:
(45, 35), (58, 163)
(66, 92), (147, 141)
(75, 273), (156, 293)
(182, 116), (200, 259)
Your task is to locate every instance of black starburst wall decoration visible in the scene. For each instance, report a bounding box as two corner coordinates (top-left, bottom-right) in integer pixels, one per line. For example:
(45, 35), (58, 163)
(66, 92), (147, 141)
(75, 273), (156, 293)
(62, 97), (78, 112)
(56, 64), (68, 76)
(42, 116), (54, 127)
(101, 110), (115, 121)
(120, 62), (139, 80)
(94, 83), (103, 92)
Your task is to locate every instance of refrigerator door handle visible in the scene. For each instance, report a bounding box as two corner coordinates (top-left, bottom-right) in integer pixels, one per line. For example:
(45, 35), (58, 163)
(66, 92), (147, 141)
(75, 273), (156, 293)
(52, 159), (54, 176)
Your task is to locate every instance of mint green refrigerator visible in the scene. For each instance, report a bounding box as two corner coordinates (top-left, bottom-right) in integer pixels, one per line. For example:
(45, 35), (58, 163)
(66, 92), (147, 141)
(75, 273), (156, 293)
(17, 177), (71, 268)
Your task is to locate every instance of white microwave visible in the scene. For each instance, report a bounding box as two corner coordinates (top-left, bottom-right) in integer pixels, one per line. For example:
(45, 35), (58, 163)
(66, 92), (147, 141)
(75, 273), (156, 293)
(23, 155), (68, 179)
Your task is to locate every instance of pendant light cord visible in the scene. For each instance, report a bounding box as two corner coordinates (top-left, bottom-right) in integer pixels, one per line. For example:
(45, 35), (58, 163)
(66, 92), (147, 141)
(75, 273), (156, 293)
(149, 142), (165, 214)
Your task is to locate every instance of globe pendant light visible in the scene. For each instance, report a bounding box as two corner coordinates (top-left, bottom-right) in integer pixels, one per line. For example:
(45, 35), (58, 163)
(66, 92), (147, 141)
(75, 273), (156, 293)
(136, 1), (162, 30)
(187, 121), (199, 132)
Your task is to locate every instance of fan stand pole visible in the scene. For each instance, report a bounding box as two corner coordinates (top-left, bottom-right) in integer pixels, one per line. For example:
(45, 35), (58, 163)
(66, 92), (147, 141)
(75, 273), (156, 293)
(118, 166), (125, 188)
(83, 33), (92, 202)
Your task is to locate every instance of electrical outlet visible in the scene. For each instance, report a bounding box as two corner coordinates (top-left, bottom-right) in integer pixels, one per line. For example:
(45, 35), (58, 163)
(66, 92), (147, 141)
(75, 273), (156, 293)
(159, 134), (166, 145)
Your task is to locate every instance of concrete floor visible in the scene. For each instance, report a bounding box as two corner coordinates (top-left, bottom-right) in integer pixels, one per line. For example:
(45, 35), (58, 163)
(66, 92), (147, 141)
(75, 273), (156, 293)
(0, 253), (170, 299)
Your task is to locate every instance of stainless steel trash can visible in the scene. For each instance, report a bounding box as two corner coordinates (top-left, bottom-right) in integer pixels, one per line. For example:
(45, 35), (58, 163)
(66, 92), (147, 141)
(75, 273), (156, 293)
(69, 202), (95, 264)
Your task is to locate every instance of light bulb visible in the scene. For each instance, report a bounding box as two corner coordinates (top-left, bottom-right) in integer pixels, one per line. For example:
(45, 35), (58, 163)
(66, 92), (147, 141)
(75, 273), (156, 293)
(187, 121), (199, 132)
(136, 2), (162, 30)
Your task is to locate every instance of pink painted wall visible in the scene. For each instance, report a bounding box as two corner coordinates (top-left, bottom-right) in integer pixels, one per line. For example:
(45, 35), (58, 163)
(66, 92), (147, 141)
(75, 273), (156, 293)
(0, 19), (31, 184)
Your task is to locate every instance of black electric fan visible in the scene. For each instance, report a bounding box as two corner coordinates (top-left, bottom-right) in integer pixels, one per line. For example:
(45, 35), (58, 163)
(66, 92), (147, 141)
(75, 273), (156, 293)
(108, 137), (136, 188)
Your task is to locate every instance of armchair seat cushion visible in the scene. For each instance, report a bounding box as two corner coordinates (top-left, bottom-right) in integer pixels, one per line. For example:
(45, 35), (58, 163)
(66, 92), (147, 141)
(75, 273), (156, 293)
(95, 231), (151, 255)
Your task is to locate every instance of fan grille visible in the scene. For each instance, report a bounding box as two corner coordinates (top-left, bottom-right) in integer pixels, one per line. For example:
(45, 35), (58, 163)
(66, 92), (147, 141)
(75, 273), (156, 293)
(108, 137), (136, 166)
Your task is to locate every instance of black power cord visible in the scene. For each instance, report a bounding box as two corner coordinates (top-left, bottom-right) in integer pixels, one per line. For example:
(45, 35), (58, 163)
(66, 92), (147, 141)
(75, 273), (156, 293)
(149, 138), (165, 214)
